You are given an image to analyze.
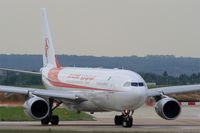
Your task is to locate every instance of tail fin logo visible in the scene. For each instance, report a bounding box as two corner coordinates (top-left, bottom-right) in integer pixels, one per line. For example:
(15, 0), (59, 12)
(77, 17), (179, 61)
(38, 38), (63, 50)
(42, 9), (61, 68)
(45, 38), (49, 58)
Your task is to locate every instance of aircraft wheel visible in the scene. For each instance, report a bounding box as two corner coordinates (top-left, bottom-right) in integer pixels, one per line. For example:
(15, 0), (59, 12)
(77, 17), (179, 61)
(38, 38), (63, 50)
(122, 116), (133, 128)
(50, 115), (59, 125)
(41, 116), (49, 125)
(114, 115), (123, 125)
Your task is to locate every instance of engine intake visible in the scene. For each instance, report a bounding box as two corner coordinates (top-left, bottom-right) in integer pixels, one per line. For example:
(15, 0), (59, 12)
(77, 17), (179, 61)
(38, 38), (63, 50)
(24, 96), (49, 120)
(155, 97), (181, 120)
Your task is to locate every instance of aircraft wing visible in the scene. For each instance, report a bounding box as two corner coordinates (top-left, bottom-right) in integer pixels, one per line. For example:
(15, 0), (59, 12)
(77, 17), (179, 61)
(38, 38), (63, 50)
(148, 84), (200, 97)
(0, 68), (41, 75)
(0, 85), (87, 102)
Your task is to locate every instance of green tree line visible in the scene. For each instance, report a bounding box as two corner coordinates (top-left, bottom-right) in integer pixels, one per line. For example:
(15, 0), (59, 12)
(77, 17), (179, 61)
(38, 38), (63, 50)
(141, 71), (200, 86)
(0, 73), (42, 86)
(0, 71), (200, 87)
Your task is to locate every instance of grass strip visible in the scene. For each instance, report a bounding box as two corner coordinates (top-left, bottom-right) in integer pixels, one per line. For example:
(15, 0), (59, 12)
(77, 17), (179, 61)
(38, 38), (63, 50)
(0, 107), (93, 121)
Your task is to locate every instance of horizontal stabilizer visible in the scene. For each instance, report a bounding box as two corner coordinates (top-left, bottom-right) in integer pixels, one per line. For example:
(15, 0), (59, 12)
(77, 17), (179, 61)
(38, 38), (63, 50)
(0, 68), (41, 75)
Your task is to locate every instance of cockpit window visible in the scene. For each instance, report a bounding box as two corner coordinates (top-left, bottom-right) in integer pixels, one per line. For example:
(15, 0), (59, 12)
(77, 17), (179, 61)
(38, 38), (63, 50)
(123, 82), (131, 87)
(131, 82), (144, 87)
(124, 82), (145, 87)
(131, 82), (138, 86)
(138, 82), (144, 86)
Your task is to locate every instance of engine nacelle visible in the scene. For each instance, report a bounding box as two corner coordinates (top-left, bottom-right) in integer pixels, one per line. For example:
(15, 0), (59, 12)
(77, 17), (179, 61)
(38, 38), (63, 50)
(24, 96), (49, 120)
(155, 97), (181, 120)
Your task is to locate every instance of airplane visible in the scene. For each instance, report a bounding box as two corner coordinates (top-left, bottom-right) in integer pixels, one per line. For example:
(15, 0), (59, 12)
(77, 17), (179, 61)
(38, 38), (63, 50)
(0, 8), (200, 128)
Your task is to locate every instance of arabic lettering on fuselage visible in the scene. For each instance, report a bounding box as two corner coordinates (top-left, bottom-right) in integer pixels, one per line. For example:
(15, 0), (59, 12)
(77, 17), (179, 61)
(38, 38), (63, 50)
(67, 74), (96, 81)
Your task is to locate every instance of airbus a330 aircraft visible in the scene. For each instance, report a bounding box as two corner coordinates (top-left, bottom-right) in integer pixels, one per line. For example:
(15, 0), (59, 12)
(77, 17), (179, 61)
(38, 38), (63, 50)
(0, 8), (200, 128)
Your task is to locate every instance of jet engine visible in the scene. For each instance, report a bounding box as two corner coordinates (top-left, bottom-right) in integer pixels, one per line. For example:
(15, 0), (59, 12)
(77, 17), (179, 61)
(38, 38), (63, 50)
(155, 97), (181, 120)
(24, 96), (49, 120)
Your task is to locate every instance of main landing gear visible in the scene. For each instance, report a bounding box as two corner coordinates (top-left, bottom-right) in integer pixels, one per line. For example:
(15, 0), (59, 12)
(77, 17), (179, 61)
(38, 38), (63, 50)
(114, 110), (133, 128)
(41, 98), (62, 125)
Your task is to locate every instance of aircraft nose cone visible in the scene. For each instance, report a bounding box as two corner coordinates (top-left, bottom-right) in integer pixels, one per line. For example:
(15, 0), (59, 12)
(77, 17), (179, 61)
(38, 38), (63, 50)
(131, 86), (148, 109)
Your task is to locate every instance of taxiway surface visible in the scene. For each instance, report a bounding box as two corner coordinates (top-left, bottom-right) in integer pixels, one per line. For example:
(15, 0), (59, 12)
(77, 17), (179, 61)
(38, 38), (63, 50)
(0, 106), (200, 132)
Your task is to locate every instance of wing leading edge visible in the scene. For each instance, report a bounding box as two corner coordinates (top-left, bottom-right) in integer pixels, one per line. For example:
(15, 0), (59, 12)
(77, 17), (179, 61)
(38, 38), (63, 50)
(0, 85), (87, 102)
(148, 84), (200, 97)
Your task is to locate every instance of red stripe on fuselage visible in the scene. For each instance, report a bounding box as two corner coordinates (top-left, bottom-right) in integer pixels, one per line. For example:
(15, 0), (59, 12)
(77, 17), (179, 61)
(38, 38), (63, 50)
(47, 68), (116, 92)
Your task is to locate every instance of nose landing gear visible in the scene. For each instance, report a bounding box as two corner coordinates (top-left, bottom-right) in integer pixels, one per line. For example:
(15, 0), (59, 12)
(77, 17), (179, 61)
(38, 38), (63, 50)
(114, 110), (133, 127)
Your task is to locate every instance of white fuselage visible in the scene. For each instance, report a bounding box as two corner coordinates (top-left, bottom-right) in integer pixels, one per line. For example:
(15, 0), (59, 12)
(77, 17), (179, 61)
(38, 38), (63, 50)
(40, 8), (148, 113)
(41, 66), (148, 112)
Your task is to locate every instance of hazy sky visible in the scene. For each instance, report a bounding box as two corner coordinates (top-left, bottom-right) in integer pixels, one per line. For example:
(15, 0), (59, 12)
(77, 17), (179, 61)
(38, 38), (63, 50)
(0, 0), (200, 57)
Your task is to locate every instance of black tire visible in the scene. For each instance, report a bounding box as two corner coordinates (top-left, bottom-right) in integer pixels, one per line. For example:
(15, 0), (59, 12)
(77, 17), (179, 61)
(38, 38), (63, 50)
(122, 120), (128, 127)
(41, 116), (49, 125)
(50, 115), (59, 125)
(122, 116), (133, 128)
(127, 117), (133, 127)
(114, 115), (123, 125)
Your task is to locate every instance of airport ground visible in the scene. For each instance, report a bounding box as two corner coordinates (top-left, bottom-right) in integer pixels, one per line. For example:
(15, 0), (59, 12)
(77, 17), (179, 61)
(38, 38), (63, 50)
(0, 106), (200, 133)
